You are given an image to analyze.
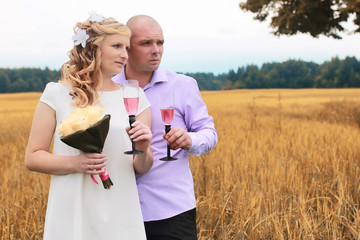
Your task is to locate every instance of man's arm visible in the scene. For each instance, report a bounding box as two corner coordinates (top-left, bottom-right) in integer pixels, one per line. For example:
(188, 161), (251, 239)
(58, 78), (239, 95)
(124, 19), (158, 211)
(164, 76), (218, 155)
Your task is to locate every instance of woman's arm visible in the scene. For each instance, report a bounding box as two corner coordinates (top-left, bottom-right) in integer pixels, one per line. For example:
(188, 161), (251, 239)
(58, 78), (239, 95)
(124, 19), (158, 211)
(129, 108), (153, 174)
(25, 102), (107, 175)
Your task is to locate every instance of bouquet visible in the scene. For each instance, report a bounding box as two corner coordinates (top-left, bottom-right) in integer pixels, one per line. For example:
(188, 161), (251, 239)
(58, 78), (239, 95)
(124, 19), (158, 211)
(57, 106), (113, 189)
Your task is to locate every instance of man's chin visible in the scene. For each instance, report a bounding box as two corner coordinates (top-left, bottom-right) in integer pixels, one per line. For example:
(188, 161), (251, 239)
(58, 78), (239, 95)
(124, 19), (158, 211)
(149, 64), (160, 71)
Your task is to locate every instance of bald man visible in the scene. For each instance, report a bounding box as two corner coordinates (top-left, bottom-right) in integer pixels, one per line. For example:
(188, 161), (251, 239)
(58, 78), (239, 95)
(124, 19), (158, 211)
(113, 15), (218, 240)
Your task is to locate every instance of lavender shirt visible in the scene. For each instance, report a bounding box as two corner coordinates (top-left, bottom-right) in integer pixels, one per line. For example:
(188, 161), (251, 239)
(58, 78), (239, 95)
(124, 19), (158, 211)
(112, 67), (218, 221)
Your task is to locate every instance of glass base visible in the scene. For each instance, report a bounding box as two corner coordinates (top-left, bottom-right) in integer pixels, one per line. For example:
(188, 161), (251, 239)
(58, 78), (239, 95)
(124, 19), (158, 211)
(159, 156), (178, 161)
(124, 150), (143, 155)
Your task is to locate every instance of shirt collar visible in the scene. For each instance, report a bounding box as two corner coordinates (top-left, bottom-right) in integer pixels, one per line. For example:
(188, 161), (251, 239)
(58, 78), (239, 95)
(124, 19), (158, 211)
(145, 67), (167, 90)
(112, 66), (168, 90)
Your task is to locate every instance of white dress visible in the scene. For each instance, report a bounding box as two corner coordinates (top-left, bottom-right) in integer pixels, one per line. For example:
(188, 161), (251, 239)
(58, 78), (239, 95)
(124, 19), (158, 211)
(39, 82), (149, 240)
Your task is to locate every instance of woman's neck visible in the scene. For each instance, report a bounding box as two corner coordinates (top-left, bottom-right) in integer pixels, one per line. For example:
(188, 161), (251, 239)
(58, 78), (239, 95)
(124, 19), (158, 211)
(101, 78), (120, 91)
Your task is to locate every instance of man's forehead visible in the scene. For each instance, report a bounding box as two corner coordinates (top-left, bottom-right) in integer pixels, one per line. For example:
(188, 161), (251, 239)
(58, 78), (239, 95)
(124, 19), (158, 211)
(133, 33), (164, 42)
(131, 23), (163, 38)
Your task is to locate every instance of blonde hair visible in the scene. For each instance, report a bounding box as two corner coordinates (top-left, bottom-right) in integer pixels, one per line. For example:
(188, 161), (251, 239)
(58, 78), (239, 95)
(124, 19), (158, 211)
(61, 17), (131, 107)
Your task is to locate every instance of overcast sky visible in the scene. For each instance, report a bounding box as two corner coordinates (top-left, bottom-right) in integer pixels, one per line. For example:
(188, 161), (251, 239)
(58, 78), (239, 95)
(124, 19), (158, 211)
(1, 0), (359, 74)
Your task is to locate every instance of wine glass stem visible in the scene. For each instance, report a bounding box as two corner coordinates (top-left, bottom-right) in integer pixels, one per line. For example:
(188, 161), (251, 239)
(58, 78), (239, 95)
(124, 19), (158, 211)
(167, 145), (171, 158)
(165, 125), (171, 157)
(129, 115), (136, 151)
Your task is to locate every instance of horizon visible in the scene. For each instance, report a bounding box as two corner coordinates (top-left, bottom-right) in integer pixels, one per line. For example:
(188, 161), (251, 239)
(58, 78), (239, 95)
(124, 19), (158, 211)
(1, 55), (356, 75)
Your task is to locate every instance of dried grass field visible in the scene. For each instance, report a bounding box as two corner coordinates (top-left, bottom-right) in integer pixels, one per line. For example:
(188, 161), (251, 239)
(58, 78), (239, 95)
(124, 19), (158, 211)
(1, 89), (360, 239)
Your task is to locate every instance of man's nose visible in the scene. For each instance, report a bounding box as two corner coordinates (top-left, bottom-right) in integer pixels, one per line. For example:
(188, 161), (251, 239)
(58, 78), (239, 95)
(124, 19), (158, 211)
(151, 43), (160, 53)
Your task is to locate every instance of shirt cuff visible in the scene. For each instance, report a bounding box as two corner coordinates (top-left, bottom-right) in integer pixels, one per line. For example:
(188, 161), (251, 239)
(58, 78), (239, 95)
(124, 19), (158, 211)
(188, 132), (206, 156)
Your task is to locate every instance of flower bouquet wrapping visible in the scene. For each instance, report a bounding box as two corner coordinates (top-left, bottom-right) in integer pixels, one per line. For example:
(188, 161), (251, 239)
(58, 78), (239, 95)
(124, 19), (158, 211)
(57, 106), (113, 189)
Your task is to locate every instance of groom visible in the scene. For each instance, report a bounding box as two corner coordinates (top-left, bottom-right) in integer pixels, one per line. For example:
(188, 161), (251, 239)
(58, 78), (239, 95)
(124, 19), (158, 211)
(113, 15), (218, 239)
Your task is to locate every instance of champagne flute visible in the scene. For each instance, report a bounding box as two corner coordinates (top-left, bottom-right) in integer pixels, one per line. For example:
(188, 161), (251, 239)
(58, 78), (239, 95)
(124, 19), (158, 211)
(123, 80), (143, 155)
(159, 91), (177, 161)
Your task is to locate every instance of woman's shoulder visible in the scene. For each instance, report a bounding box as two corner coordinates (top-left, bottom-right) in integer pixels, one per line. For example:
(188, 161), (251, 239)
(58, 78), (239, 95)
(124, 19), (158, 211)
(44, 81), (71, 91)
(42, 82), (73, 97)
(40, 82), (73, 108)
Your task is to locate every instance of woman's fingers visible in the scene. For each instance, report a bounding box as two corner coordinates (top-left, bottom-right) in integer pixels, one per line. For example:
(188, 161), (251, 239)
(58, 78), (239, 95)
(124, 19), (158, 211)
(80, 153), (107, 174)
(129, 121), (152, 142)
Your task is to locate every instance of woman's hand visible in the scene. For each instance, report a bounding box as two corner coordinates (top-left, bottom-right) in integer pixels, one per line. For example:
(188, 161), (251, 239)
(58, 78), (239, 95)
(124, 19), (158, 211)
(127, 108), (153, 174)
(127, 120), (152, 152)
(75, 153), (107, 175)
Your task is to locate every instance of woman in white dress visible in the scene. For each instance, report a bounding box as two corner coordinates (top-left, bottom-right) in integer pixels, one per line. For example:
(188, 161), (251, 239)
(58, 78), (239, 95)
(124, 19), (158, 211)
(25, 13), (153, 240)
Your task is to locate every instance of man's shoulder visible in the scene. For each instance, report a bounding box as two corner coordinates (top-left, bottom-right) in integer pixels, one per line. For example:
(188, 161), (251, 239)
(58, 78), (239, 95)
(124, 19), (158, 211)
(162, 68), (197, 84)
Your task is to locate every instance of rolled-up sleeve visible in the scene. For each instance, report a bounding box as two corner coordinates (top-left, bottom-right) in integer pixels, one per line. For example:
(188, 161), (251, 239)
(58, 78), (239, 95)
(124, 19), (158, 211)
(183, 78), (218, 156)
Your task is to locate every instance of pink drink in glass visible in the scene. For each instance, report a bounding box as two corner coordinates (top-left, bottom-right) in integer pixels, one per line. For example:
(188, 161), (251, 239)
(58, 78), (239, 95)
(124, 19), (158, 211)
(160, 109), (174, 125)
(124, 97), (139, 115)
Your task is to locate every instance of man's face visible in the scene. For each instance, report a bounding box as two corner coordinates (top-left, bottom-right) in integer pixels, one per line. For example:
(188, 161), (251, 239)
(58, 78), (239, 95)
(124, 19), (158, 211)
(128, 23), (164, 73)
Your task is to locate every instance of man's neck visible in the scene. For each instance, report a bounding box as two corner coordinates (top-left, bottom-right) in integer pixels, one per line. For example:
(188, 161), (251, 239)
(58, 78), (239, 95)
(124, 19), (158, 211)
(125, 65), (154, 88)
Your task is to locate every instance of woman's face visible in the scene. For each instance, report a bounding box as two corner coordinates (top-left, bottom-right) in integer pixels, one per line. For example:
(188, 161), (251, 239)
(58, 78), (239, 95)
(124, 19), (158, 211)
(99, 34), (130, 79)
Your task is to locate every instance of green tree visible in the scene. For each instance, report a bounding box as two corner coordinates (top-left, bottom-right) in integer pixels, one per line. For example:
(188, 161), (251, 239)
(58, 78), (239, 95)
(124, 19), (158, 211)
(11, 78), (29, 92)
(222, 69), (243, 90)
(0, 73), (11, 93)
(239, 0), (360, 39)
(335, 56), (360, 87)
(244, 65), (263, 88)
(185, 72), (223, 90)
(314, 57), (341, 87)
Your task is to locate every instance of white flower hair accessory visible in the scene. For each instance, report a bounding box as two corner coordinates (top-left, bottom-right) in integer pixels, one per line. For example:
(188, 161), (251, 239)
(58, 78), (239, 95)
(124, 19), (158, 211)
(72, 28), (89, 48)
(88, 10), (104, 23)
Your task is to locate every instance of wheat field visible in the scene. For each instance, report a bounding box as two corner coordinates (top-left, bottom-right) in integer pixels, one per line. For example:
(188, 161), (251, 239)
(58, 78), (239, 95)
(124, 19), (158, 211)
(1, 89), (360, 239)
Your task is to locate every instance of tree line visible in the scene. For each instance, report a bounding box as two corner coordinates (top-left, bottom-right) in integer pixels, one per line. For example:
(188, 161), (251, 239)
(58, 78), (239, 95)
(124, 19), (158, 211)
(0, 67), (60, 93)
(186, 56), (360, 90)
(0, 56), (360, 93)
(219, 56), (360, 90)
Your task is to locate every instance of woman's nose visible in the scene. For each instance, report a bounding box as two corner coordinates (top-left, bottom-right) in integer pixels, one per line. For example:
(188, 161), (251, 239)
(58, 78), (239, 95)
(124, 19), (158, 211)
(120, 49), (128, 60)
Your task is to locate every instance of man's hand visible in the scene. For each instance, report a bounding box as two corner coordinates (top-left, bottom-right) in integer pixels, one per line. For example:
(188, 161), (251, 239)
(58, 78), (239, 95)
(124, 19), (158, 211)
(163, 126), (192, 150)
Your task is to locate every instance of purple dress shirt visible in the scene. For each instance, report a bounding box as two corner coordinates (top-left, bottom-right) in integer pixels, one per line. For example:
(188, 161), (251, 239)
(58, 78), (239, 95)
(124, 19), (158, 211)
(112, 67), (218, 221)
